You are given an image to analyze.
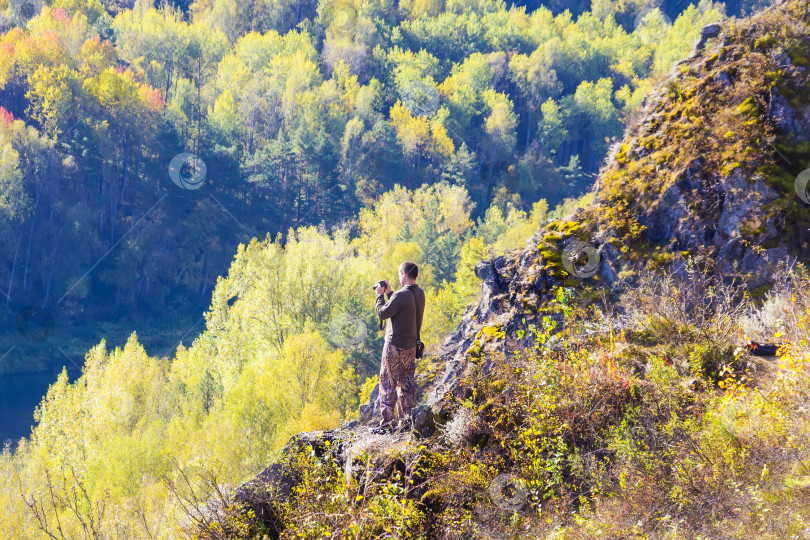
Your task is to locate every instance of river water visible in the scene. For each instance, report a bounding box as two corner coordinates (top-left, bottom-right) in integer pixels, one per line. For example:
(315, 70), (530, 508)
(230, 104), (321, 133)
(0, 362), (82, 445)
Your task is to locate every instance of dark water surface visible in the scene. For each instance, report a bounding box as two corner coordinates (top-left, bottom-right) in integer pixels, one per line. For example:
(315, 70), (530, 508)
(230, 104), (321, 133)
(0, 362), (82, 444)
(0, 312), (204, 446)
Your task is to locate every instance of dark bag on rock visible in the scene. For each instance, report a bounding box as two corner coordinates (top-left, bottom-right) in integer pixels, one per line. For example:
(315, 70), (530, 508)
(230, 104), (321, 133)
(747, 341), (780, 356)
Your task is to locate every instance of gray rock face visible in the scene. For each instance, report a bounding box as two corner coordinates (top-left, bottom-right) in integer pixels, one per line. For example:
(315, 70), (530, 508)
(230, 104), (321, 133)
(228, 425), (415, 535)
(770, 89), (809, 142)
(357, 382), (379, 421)
(701, 22), (721, 39)
(623, 161), (793, 288)
(716, 70), (733, 88)
(414, 249), (567, 406)
(691, 21), (723, 57)
(411, 403), (435, 437)
(230, 431), (344, 538)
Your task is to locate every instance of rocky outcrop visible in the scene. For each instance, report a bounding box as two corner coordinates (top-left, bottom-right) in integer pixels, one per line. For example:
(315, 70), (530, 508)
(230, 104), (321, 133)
(230, 431), (342, 536)
(417, 0), (810, 407)
(693, 22), (722, 53)
(417, 253), (565, 407)
(223, 423), (426, 536)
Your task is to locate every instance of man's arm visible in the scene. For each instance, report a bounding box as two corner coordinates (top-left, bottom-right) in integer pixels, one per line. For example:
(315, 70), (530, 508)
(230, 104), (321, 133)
(376, 291), (402, 320)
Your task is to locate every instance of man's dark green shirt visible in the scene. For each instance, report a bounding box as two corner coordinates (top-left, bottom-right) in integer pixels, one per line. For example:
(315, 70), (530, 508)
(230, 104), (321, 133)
(375, 284), (425, 349)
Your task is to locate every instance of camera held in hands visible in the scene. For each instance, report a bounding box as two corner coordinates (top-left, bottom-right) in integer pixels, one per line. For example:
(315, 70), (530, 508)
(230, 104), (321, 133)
(371, 280), (388, 291)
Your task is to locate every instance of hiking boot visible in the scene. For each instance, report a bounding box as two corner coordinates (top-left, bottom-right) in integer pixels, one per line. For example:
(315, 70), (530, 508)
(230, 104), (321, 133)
(396, 420), (413, 434)
(371, 424), (393, 435)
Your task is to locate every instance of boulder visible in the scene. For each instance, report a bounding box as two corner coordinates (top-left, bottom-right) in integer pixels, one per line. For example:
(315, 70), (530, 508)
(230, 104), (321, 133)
(694, 22), (721, 53)
(411, 403), (435, 438)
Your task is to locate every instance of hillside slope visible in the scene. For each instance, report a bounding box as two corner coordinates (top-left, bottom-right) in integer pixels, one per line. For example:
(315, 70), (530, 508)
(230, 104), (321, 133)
(201, 1), (810, 537)
(417, 0), (810, 410)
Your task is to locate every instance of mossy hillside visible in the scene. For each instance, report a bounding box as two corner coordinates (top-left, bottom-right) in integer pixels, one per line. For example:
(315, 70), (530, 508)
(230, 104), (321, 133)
(224, 261), (810, 538)
(466, 324), (505, 364)
(572, 0), (810, 265)
(533, 219), (607, 284)
(441, 1), (810, 400)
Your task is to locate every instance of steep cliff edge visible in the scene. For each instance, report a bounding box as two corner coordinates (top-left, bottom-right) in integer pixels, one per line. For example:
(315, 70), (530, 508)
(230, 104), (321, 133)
(198, 1), (810, 537)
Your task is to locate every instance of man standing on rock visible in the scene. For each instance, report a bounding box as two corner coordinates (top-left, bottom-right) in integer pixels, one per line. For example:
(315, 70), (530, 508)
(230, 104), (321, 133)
(372, 261), (425, 435)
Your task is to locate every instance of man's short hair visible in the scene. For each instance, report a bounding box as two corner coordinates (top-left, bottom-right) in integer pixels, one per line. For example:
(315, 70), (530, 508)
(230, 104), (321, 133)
(400, 261), (418, 279)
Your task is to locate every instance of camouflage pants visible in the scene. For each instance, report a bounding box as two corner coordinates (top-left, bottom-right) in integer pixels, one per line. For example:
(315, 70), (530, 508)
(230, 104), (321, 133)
(379, 341), (417, 428)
